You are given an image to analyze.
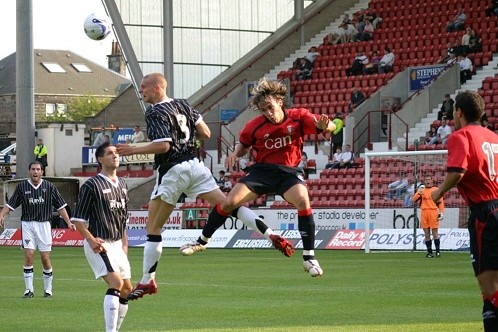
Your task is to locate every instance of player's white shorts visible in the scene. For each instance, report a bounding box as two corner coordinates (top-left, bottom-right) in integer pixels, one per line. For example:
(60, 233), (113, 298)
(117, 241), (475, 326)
(21, 221), (52, 252)
(83, 239), (131, 280)
(151, 158), (219, 205)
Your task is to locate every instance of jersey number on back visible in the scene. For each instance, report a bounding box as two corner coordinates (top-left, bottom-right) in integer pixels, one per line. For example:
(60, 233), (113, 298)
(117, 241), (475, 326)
(176, 114), (190, 145)
(482, 142), (498, 181)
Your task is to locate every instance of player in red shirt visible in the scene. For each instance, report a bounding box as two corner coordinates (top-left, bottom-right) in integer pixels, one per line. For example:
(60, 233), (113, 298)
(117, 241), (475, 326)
(181, 78), (336, 276)
(432, 91), (498, 331)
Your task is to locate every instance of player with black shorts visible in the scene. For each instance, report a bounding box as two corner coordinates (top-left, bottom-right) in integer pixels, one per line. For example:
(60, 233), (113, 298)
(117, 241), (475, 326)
(116, 73), (292, 300)
(432, 91), (498, 331)
(0, 161), (74, 298)
(182, 78), (336, 277)
(72, 142), (132, 332)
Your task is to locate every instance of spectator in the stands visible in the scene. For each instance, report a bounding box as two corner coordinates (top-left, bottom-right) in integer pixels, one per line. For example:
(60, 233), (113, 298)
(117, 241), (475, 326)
(355, 9), (382, 31)
(452, 39), (466, 57)
(345, 23), (358, 43)
(461, 28), (472, 53)
(330, 144), (353, 169)
(425, 126), (438, 145)
(458, 53), (473, 84)
(428, 117), (452, 145)
(446, 8), (467, 32)
(355, 19), (374, 41)
(327, 23), (348, 45)
(468, 29), (482, 53)
(305, 46), (321, 64)
(350, 88), (365, 110)
(485, 0), (498, 16)
(446, 52), (458, 65)
(346, 50), (369, 76)
(217, 170), (233, 193)
(325, 147), (342, 169)
(292, 57), (302, 70)
(216, 170), (226, 187)
(437, 94), (454, 121)
(295, 57), (313, 81)
(403, 182), (421, 207)
(342, 13), (353, 25)
(482, 118), (494, 131)
(384, 174), (408, 201)
(363, 50), (382, 74)
(378, 47), (395, 74)
(331, 113), (344, 152)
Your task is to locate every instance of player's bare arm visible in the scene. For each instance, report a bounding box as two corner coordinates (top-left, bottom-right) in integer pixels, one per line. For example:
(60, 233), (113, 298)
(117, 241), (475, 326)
(58, 207), (76, 231)
(225, 144), (250, 170)
(116, 141), (169, 156)
(0, 206), (13, 227)
(196, 120), (211, 140)
(122, 228), (129, 255)
(432, 172), (464, 203)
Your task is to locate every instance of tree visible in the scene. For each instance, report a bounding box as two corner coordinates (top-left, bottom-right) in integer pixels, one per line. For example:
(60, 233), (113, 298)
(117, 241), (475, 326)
(40, 95), (112, 123)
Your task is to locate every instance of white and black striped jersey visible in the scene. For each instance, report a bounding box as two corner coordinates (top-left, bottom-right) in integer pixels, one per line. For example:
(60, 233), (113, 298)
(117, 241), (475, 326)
(71, 174), (129, 241)
(7, 179), (67, 222)
(146, 98), (201, 167)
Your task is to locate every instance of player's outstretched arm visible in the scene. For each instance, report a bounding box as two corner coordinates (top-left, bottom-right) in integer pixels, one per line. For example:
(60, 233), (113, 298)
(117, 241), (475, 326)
(116, 141), (169, 156)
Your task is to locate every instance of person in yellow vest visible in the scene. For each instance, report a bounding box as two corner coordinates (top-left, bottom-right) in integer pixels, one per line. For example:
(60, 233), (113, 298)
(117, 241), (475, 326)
(412, 175), (445, 258)
(34, 139), (48, 175)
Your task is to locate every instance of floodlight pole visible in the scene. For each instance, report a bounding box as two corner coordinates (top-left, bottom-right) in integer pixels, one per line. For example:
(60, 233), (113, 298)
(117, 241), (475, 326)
(102, 0), (146, 113)
(16, 0), (36, 177)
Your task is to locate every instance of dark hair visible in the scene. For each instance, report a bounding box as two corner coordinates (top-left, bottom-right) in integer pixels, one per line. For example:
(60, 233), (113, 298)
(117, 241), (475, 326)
(454, 91), (485, 122)
(384, 47), (391, 52)
(29, 161), (43, 170)
(95, 142), (112, 167)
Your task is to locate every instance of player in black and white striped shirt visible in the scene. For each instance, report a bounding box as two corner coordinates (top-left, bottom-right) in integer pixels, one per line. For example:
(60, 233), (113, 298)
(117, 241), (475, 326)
(0, 161), (74, 298)
(117, 73), (292, 301)
(72, 142), (132, 332)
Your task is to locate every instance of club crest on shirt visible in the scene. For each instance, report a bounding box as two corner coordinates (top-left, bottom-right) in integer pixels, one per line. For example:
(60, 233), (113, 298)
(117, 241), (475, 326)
(287, 126), (294, 134)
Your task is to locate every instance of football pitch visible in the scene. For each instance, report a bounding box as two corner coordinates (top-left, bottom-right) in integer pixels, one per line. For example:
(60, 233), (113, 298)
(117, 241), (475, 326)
(0, 247), (481, 331)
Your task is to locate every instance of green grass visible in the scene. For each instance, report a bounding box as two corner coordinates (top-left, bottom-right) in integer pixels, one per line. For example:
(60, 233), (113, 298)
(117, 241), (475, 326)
(0, 247), (482, 331)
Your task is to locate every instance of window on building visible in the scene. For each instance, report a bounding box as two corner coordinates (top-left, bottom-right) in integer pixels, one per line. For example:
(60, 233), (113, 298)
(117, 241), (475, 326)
(71, 63), (92, 72)
(45, 103), (67, 117)
(41, 62), (66, 73)
(45, 103), (56, 116)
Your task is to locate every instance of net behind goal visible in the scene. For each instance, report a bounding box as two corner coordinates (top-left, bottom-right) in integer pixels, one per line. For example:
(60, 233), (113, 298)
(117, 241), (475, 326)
(364, 150), (469, 253)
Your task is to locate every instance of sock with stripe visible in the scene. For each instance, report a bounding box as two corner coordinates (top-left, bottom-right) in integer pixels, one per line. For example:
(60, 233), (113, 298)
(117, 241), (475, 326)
(298, 208), (315, 261)
(43, 268), (53, 294)
(141, 235), (162, 284)
(23, 266), (34, 292)
(103, 288), (120, 332)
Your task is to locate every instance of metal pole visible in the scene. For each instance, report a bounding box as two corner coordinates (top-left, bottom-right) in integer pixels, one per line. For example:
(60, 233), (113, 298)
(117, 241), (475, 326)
(294, 0), (304, 45)
(412, 139), (420, 251)
(163, 0), (174, 96)
(16, 0), (35, 177)
(103, 0), (146, 113)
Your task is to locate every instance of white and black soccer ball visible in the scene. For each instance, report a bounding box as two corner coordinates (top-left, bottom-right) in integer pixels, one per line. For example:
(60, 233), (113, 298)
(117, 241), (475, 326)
(84, 13), (112, 41)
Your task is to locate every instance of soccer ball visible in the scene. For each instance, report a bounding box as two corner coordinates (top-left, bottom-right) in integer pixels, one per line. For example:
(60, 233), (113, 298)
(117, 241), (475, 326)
(84, 13), (112, 41)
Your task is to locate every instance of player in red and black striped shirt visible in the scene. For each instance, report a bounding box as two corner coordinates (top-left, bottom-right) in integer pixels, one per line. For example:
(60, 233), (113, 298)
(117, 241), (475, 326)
(432, 91), (498, 331)
(187, 78), (336, 277)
